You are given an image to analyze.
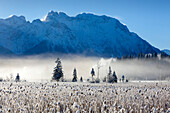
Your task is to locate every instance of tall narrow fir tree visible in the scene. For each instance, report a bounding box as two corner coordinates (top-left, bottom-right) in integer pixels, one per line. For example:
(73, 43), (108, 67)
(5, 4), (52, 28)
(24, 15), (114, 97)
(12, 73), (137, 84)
(52, 58), (64, 81)
(72, 68), (77, 82)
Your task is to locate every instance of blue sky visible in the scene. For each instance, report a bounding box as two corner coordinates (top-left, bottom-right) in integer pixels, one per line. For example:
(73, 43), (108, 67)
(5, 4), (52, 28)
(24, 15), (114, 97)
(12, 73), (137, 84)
(0, 0), (169, 50)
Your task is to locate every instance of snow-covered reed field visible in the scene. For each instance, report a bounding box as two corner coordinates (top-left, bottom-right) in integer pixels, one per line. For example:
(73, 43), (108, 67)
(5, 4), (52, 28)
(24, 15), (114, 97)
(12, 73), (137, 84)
(0, 82), (169, 113)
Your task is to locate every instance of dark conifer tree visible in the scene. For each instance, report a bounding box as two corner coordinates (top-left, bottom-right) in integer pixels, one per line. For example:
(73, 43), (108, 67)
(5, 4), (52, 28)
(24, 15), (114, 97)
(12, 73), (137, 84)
(107, 66), (112, 82)
(80, 76), (83, 82)
(52, 58), (64, 81)
(72, 68), (77, 82)
(107, 67), (118, 83)
(108, 66), (112, 75)
(122, 75), (125, 82)
(112, 71), (118, 83)
(91, 68), (95, 81)
(15, 73), (20, 82)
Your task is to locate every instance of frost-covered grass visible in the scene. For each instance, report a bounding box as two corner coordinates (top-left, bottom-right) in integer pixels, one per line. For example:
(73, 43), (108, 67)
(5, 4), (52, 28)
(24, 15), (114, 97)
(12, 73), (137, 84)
(0, 82), (169, 113)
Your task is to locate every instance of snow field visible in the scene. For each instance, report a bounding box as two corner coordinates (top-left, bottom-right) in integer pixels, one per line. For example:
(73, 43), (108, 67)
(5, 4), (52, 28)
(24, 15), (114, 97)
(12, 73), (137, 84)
(0, 82), (169, 113)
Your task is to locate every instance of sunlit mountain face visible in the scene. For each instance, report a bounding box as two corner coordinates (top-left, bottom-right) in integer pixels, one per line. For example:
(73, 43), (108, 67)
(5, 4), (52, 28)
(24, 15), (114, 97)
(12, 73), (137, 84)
(0, 11), (160, 57)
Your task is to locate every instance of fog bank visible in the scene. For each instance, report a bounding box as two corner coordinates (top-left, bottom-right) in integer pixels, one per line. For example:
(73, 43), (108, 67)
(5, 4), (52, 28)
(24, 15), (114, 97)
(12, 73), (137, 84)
(0, 55), (169, 81)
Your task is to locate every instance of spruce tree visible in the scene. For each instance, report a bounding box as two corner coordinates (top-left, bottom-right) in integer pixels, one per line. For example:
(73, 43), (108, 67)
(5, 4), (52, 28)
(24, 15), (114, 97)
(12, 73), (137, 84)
(107, 66), (112, 82)
(80, 76), (83, 82)
(52, 58), (64, 81)
(72, 68), (77, 82)
(112, 71), (118, 83)
(122, 75), (125, 82)
(15, 73), (20, 82)
(108, 66), (112, 75)
(91, 68), (95, 81)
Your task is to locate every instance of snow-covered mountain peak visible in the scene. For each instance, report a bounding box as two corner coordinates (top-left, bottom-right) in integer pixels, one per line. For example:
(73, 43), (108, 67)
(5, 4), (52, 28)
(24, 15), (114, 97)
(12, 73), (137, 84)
(76, 13), (117, 21)
(76, 13), (96, 18)
(45, 11), (120, 25)
(32, 19), (42, 24)
(75, 12), (127, 30)
(6, 15), (26, 23)
(58, 12), (68, 17)
(0, 15), (27, 27)
(44, 11), (69, 22)
(9, 15), (25, 19)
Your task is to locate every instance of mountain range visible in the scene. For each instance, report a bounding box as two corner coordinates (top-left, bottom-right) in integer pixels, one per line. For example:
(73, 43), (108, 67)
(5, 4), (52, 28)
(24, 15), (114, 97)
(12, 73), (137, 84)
(0, 11), (160, 57)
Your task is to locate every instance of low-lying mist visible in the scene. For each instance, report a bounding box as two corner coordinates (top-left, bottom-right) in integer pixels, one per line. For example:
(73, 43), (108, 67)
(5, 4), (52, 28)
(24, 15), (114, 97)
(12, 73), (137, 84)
(0, 54), (170, 81)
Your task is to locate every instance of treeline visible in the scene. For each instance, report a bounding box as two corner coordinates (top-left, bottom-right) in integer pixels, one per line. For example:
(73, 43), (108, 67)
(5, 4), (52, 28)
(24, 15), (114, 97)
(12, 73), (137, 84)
(52, 58), (85, 82)
(117, 52), (170, 60)
(52, 58), (128, 83)
(0, 73), (21, 82)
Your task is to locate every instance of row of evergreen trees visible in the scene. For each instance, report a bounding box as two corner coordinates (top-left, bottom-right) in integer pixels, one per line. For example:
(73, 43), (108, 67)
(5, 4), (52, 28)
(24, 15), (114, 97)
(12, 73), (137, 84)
(52, 58), (83, 82)
(0, 73), (20, 82)
(103, 67), (118, 83)
(118, 52), (169, 60)
(72, 68), (83, 82)
(52, 58), (127, 83)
